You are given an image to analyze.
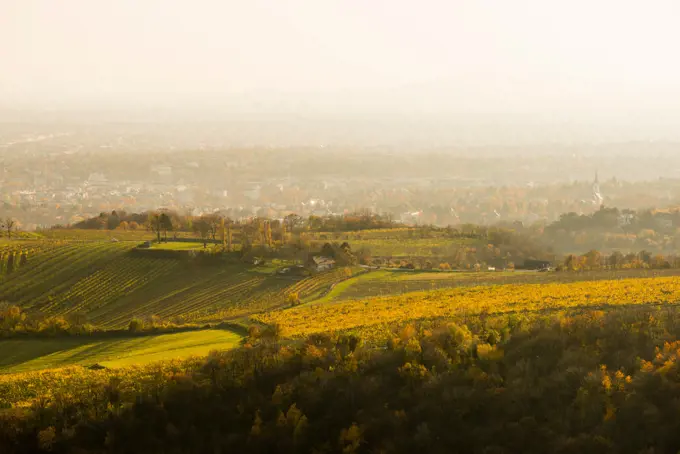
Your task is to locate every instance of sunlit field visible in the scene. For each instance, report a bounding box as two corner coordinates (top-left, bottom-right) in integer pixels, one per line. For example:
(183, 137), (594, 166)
(149, 241), (212, 250)
(254, 276), (680, 343)
(0, 329), (242, 374)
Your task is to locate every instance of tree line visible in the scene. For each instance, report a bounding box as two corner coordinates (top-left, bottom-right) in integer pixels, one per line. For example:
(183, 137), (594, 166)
(73, 210), (395, 233)
(559, 249), (680, 271)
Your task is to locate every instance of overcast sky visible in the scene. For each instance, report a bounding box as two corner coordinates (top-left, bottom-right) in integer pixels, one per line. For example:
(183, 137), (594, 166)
(2, 0), (680, 138)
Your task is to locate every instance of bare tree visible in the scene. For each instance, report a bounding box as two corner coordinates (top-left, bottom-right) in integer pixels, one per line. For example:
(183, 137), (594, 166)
(201, 214), (222, 240)
(284, 213), (303, 232)
(193, 217), (211, 247)
(226, 223), (233, 251)
(4, 218), (15, 240)
(147, 212), (162, 242)
(159, 213), (173, 241)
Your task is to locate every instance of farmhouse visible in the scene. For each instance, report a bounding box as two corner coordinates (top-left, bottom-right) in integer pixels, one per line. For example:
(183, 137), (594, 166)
(309, 256), (336, 272)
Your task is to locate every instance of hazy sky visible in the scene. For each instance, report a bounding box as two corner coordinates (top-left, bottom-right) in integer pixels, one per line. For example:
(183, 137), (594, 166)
(3, 0), (680, 124)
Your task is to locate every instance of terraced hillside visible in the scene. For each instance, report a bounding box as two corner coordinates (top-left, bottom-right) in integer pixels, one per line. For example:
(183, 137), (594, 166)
(0, 241), (133, 306)
(0, 241), (361, 328)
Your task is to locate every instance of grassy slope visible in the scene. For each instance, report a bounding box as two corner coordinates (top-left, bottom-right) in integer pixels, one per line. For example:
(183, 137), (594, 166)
(0, 329), (241, 373)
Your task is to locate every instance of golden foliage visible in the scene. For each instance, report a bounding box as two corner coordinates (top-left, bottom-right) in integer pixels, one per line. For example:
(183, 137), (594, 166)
(0, 358), (202, 409)
(254, 276), (680, 343)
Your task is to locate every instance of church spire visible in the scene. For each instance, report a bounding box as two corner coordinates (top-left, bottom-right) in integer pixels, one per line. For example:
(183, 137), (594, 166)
(592, 170), (603, 205)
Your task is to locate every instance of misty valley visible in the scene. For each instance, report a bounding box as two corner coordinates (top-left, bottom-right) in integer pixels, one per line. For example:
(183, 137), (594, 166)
(5, 0), (680, 451)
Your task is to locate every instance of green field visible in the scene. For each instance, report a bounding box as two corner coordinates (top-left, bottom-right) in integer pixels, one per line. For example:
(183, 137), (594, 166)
(149, 241), (213, 250)
(0, 329), (242, 373)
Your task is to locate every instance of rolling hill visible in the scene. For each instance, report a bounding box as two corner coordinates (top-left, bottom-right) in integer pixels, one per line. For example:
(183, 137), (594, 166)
(0, 240), (360, 329)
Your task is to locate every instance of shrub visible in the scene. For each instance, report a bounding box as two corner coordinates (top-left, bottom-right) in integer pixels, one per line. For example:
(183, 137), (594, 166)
(287, 292), (301, 307)
(128, 318), (144, 333)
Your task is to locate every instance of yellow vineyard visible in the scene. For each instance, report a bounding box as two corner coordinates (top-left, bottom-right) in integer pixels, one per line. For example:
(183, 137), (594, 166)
(252, 276), (680, 341)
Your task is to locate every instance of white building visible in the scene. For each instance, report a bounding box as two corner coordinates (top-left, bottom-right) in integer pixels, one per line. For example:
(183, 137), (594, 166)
(310, 256), (336, 272)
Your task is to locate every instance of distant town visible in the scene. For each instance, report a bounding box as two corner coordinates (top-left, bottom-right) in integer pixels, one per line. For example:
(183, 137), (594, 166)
(3, 122), (680, 230)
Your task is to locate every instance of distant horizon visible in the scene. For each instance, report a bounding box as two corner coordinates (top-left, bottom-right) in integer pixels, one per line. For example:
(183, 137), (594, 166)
(2, 104), (680, 147)
(4, 0), (680, 145)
